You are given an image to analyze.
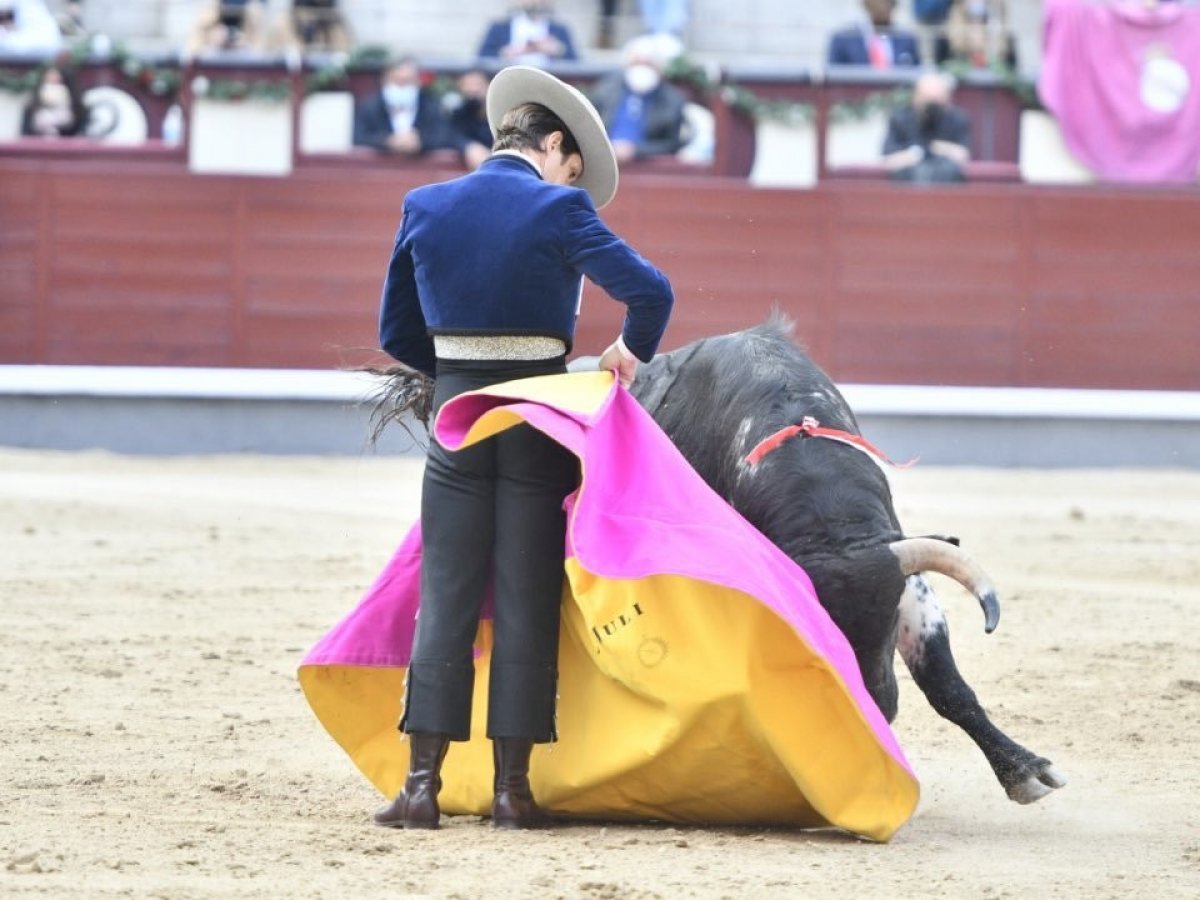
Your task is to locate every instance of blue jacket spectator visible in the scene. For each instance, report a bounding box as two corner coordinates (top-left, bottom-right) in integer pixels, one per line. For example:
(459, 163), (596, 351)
(477, 1), (577, 65)
(828, 0), (921, 68)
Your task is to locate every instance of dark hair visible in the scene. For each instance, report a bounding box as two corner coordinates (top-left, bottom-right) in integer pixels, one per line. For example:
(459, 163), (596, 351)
(492, 102), (580, 156)
(21, 66), (90, 138)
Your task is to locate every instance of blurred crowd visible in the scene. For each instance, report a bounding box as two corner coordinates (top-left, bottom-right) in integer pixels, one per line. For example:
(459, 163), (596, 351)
(2, 1), (1198, 184)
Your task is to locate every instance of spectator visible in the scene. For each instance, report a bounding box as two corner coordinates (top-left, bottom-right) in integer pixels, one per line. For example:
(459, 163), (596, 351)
(184, 0), (268, 59)
(477, 1), (578, 65)
(21, 64), (89, 137)
(289, 0), (353, 53)
(0, 0), (63, 55)
(353, 56), (448, 158)
(934, 1), (1017, 70)
(828, 0), (921, 68)
(639, 0), (688, 37)
(881, 70), (971, 182)
(590, 34), (690, 163)
(445, 68), (494, 170)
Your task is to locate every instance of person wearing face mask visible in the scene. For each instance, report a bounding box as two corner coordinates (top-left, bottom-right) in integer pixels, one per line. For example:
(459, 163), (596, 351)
(477, 0), (578, 65)
(353, 56), (451, 158)
(372, 65), (673, 831)
(21, 65), (89, 138)
(589, 35), (689, 164)
(881, 70), (971, 183)
(934, 0), (1017, 70)
(183, 0), (268, 59)
(445, 68), (495, 170)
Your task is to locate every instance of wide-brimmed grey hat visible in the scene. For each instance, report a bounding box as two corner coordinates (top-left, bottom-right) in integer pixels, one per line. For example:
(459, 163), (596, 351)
(486, 65), (619, 209)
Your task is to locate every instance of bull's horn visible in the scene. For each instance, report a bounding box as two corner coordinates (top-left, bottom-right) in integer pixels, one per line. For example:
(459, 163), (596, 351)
(889, 537), (1001, 633)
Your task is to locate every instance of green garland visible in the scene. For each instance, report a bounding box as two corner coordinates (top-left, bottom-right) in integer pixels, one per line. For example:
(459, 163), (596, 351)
(940, 59), (1041, 109)
(69, 38), (182, 98)
(192, 75), (292, 104)
(665, 54), (1038, 126)
(0, 38), (181, 98)
(108, 43), (181, 98)
(0, 68), (42, 94)
(721, 83), (813, 126)
(304, 44), (390, 95)
(665, 55), (814, 126)
(829, 86), (912, 125)
(828, 64), (1041, 123)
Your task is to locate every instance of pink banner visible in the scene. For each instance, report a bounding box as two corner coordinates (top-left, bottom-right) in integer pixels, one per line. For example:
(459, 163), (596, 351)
(1040, 0), (1200, 182)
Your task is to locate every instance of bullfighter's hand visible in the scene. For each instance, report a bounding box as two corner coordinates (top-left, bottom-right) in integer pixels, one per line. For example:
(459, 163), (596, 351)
(599, 335), (638, 389)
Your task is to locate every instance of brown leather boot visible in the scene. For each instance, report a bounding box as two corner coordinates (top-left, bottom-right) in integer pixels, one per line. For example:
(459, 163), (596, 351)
(491, 738), (551, 829)
(373, 733), (450, 829)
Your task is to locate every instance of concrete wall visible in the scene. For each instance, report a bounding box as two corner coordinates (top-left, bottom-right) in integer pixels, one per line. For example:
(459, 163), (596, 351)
(4, 367), (1198, 466)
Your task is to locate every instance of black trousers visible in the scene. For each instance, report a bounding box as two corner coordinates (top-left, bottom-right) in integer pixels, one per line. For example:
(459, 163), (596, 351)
(401, 357), (579, 743)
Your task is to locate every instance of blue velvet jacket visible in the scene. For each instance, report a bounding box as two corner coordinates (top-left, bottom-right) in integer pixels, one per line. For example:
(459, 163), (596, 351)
(379, 154), (674, 377)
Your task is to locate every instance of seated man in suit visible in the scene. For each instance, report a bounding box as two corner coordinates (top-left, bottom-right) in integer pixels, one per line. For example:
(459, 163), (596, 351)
(828, 0), (921, 68)
(882, 71), (971, 182)
(590, 35), (689, 164)
(353, 57), (449, 158)
(477, 0), (578, 66)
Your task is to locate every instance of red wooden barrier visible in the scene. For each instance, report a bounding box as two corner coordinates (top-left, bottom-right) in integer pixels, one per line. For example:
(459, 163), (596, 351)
(2, 155), (1198, 390)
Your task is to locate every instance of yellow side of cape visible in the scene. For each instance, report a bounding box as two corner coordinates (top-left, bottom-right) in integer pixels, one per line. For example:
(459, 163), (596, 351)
(298, 371), (918, 842)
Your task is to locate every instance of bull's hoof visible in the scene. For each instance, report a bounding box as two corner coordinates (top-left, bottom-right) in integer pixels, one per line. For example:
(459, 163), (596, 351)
(1004, 759), (1067, 804)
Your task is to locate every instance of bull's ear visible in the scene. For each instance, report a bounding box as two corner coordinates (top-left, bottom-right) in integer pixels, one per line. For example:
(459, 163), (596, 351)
(916, 533), (961, 547)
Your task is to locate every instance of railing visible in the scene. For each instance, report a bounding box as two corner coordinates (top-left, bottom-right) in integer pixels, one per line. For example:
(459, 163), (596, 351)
(0, 50), (1031, 181)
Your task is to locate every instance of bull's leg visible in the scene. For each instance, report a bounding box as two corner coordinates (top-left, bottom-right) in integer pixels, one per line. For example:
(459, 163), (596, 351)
(896, 576), (1067, 804)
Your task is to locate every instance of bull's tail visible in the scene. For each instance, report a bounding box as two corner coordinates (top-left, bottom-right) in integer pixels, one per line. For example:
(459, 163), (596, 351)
(361, 364), (435, 448)
(889, 537), (1001, 633)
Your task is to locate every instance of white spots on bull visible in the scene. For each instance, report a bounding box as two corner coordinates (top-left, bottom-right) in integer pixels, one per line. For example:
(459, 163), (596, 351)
(806, 387), (843, 412)
(896, 575), (947, 669)
(733, 416), (759, 482)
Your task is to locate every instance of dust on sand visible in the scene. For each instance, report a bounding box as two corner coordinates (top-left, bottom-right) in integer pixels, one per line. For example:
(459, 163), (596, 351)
(1, 449), (1198, 898)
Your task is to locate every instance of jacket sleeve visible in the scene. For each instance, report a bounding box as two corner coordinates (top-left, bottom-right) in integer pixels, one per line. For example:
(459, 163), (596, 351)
(477, 21), (505, 59)
(415, 92), (454, 152)
(637, 87), (688, 158)
(562, 192), (674, 362)
(882, 109), (914, 155)
(353, 95), (391, 152)
(827, 32), (856, 65)
(379, 210), (436, 377)
(553, 22), (578, 60)
(941, 108), (972, 149)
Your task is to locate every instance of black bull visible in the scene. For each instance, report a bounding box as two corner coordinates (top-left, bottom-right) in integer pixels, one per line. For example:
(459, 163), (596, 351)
(373, 319), (1066, 805)
(620, 320), (1065, 804)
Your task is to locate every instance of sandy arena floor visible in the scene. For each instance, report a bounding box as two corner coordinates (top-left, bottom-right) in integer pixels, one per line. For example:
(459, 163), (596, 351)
(1, 449), (1198, 899)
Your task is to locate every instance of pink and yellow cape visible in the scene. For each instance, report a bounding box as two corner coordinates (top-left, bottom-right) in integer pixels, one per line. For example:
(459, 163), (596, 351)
(298, 372), (919, 841)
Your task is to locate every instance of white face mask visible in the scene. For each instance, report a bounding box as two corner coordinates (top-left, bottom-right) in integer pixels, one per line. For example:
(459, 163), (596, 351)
(39, 82), (70, 108)
(624, 63), (661, 95)
(382, 83), (418, 109)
